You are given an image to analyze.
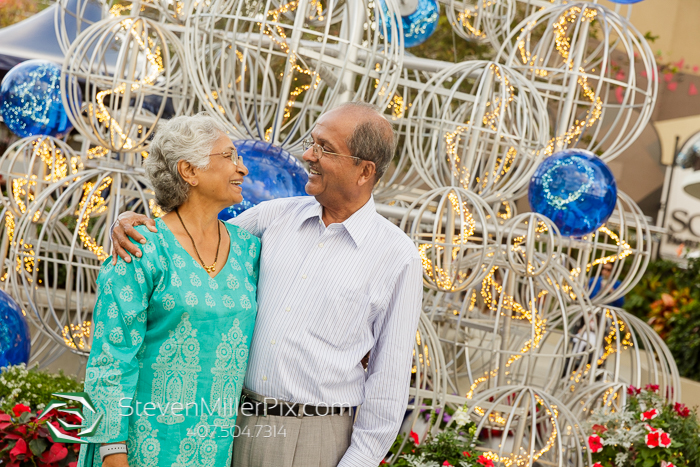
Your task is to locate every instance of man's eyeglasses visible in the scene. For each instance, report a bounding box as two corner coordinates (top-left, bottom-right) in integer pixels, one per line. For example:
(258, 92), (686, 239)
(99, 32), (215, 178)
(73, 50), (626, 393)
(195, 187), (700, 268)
(210, 149), (243, 166)
(302, 139), (361, 161)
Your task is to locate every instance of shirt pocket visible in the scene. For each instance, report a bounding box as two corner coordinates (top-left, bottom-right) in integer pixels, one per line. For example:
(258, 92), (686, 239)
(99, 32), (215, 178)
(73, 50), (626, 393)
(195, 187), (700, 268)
(308, 289), (371, 349)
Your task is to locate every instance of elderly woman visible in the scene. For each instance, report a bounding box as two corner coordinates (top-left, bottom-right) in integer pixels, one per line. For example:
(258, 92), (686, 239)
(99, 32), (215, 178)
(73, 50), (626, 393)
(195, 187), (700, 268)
(77, 114), (259, 467)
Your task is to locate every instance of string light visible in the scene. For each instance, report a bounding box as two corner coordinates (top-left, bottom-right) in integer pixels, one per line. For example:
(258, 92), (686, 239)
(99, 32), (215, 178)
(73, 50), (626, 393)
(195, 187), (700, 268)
(76, 178), (113, 261)
(62, 321), (92, 350)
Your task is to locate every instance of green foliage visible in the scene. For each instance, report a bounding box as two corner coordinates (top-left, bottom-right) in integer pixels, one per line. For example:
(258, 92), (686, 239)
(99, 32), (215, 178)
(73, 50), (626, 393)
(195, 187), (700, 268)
(0, 364), (83, 413)
(623, 258), (700, 381)
(386, 421), (484, 467)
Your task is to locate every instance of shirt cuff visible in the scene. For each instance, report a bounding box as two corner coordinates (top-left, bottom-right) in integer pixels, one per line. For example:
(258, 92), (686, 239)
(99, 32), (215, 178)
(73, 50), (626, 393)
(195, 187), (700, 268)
(337, 445), (382, 467)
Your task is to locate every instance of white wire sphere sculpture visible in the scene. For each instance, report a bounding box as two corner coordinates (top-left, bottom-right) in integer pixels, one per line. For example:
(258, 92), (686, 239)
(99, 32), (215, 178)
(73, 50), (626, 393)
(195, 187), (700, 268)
(184, 0), (404, 150)
(373, 65), (433, 203)
(0, 136), (81, 218)
(55, 0), (106, 54)
(562, 191), (651, 308)
(406, 61), (549, 202)
(496, 2), (657, 161)
(61, 16), (194, 154)
(7, 168), (158, 357)
(400, 186), (500, 293)
(503, 212), (562, 277)
(427, 259), (597, 399)
(458, 386), (592, 467)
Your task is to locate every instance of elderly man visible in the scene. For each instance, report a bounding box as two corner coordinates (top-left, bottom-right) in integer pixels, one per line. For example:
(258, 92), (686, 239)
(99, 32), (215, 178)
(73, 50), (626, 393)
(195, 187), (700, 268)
(110, 102), (423, 467)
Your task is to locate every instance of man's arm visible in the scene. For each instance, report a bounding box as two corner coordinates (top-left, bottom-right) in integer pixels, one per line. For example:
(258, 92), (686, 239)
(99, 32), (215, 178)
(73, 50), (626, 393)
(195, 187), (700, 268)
(338, 257), (423, 467)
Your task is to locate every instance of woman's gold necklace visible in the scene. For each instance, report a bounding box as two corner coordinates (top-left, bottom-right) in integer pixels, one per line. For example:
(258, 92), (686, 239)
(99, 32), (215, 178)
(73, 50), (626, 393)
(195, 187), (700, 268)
(175, 208), (221, 273)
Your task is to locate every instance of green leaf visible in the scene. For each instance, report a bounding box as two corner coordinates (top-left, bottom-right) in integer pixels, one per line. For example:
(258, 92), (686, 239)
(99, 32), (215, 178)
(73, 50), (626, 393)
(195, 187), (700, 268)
(28, 437), (49, 456)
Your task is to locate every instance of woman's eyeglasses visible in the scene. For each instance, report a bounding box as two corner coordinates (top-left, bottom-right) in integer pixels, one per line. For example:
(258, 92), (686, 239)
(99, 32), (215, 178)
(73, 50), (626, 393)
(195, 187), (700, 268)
(211, 149), (243, 166)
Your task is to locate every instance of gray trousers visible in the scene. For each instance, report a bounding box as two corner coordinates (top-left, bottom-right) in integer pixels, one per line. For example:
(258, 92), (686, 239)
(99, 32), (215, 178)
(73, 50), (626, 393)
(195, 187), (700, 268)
(232, 409), (354, 467)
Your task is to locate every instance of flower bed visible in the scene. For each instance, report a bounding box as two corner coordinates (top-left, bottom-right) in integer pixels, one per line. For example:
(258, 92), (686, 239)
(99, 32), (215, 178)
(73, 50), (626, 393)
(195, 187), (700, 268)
(586, 385), (700, 467)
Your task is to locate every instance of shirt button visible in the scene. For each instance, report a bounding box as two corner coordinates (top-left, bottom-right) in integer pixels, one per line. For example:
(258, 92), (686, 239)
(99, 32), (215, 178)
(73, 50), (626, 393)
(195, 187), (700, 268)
(285, 306), (291, 312)
(271, 340), (276, 345)
(318, 243), (324, 248)
(262, 376), (267, 381)
(302, 274), (307, 279)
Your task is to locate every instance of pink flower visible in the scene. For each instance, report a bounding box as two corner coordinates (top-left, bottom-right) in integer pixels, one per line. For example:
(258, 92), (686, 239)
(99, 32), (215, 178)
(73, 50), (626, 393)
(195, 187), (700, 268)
(627, 385), (641, 396)
(409, 430), (420, 445)
(661, 462), (676, 467)
(641, 408), (659, 421)
(588, 434), (603, 453)
(645, 384), (659, 392)
(674, 403), (690, 417)
(477, 456), (494, 467)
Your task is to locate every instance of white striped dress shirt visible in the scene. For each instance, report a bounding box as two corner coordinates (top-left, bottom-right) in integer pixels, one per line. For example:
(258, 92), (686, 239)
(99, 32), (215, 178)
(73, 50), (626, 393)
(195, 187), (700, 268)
(228, 195), (423, 467)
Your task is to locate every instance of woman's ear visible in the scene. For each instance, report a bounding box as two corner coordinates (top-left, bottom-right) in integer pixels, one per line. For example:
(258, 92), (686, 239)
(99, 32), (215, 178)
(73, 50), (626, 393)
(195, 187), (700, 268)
(178, 160), (199, 187)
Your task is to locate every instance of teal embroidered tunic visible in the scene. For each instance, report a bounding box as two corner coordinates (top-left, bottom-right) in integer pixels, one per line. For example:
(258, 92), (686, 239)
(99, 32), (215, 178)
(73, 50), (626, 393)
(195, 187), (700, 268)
(77, 218), (260, 467)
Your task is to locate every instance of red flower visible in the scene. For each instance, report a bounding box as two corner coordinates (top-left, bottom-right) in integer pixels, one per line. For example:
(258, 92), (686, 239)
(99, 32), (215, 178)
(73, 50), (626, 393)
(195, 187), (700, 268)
(477, 455), (494, 467)
(11, 404), (31, 417)
(40, 443), (68, 463)
(591, 424), (607, 435)
(592, 463), (603, 467)
(442, 462), (452, 467)
(627, 385), (641, 396)
(661, 462), (677, 467)
(462, 451), (471, 457)
(588, 434), (604, 453)
(646, 430), (660, 448)
(674, 403), (690, 417)
(641, 408), (659, 421)
(9, 438), (28, 460)
(409, 430), (420, 445)
(645, 384), (659, 392)
(659, 432), (672, 448)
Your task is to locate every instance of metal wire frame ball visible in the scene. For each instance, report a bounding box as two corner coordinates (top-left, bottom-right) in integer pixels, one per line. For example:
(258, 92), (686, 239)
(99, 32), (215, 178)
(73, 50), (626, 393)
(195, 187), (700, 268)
(184, 0), (404, 151)
(503, 212), (563, 278)
(456, 385), (592, 467)
(427, 258), (598, 401)
(496, 2), (657, 162)
(400, 186), (500, 293)
(406, 61), (549, 203)
(61, 16), (194, 154)
(373, 64), (433, 203)
(6, 168), (158, 357)
(560, 191), (651, 309)
(0, 136), (81, 219)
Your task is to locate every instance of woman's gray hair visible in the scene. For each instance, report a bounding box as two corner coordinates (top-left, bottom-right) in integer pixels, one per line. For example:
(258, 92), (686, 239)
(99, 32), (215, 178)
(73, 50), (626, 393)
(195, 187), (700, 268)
(145, 113), (228, 212)
(338, 101), (396, 181)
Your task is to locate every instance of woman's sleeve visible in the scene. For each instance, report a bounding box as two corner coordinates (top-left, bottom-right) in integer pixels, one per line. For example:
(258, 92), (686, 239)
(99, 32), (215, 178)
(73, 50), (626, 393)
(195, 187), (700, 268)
(82, 253), (155, 443)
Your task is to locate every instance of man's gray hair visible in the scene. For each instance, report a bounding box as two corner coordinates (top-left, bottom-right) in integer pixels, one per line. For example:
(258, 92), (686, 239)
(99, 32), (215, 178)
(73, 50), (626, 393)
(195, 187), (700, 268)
(145, 113), (228, 212)
(337, 101), (396, 180)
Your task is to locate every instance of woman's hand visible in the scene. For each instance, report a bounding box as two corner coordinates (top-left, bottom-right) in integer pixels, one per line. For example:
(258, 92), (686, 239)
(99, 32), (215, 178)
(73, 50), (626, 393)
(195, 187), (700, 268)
(102, 453), (129, 467)
(111, 212), (157, 265)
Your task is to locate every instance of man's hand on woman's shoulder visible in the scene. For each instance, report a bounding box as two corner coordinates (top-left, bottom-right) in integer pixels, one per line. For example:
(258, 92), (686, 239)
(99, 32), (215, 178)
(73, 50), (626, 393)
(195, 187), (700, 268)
(111, 212), (158, 265)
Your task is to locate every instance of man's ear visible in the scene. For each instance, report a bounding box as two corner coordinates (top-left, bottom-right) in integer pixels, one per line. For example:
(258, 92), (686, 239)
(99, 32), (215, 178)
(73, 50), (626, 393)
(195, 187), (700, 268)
(358, 161), (377, 187)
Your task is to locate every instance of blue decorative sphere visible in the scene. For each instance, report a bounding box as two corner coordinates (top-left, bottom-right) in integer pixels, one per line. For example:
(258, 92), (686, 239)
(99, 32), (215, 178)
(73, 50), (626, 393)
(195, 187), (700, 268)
(0, 60), (78, 138)
(0, 290), (30, 368)
(219, 140), (309, 220)
(608, 0), (644, 3)
(528, 149), (617, 237)
(381, 0), (439, 48)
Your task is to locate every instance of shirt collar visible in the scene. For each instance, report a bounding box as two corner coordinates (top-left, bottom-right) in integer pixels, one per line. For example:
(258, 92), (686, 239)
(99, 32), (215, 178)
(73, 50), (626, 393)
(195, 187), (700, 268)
(298, 196), (377, 248)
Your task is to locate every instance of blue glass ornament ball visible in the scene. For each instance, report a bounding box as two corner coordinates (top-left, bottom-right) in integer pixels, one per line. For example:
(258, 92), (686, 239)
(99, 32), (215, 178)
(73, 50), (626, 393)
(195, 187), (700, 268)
(528, 149), (617, 237)
(382, 0), (439, 48)
(0, 60), (78, 138)
(608, 0), (644, 3)
(219, 140), (309, 220)
(0, 289), (30, 368)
